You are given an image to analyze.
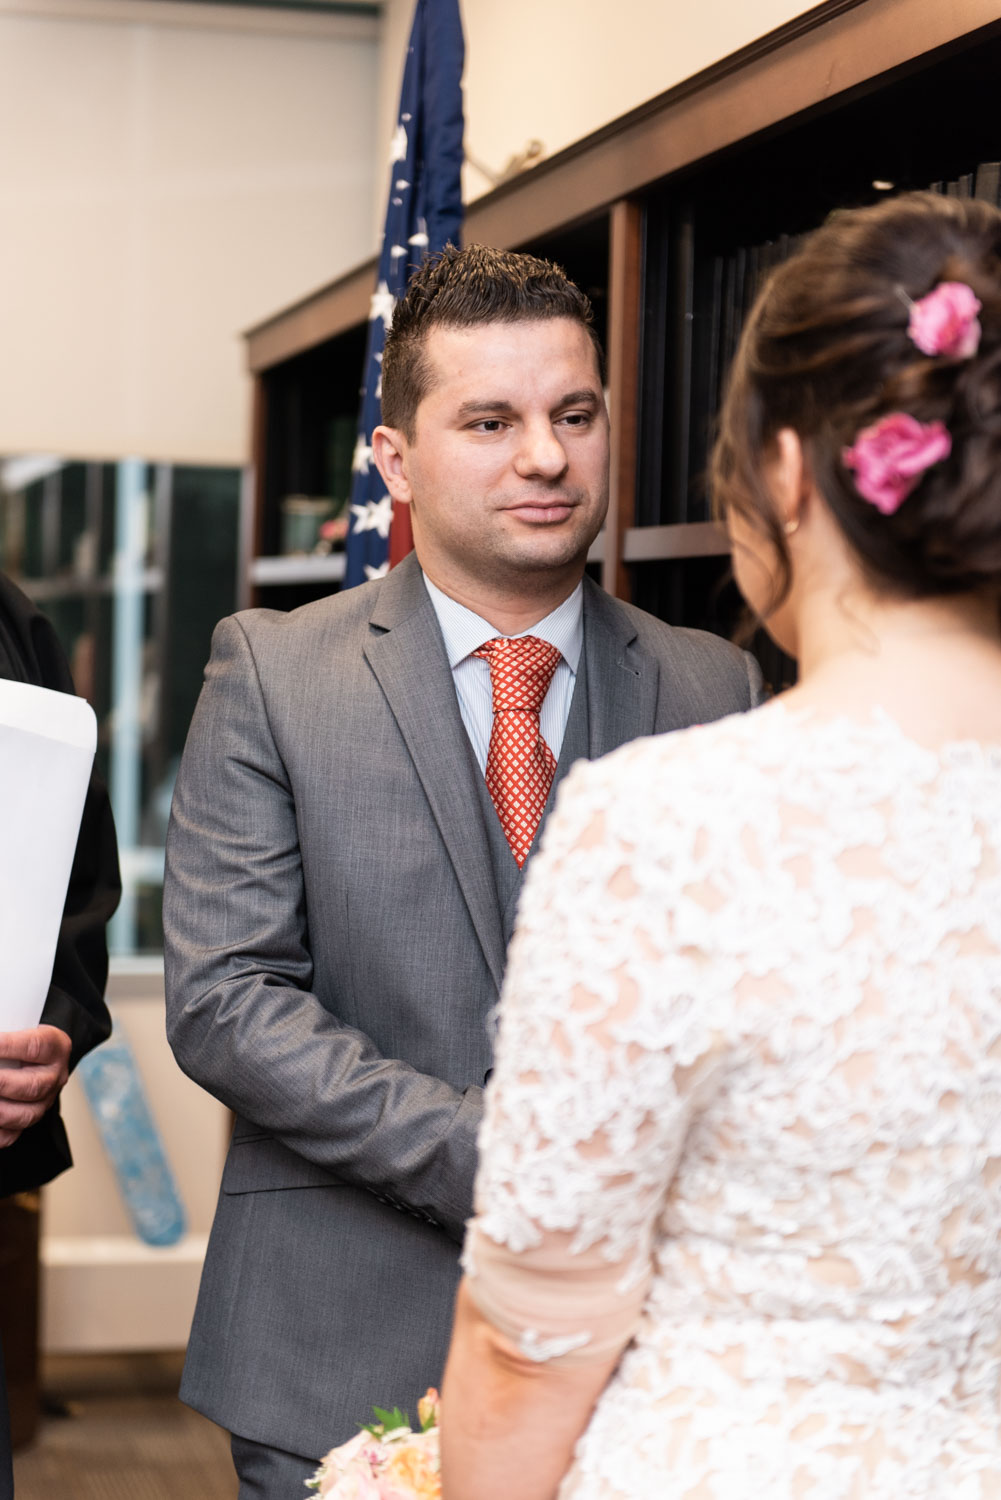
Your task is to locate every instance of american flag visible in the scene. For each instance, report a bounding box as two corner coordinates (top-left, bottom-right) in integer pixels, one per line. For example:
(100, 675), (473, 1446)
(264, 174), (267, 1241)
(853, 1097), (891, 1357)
(343, 0), (465, 588)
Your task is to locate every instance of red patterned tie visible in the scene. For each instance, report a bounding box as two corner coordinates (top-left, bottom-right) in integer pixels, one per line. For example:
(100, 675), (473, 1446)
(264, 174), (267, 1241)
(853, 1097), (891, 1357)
(473, 635), (563, 868)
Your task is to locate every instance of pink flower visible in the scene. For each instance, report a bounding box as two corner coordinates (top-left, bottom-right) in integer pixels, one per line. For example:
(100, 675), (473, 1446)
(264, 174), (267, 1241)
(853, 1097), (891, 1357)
(841, 412), (951, 515)
(313, 1430), (383, 1495)
(907, 281), (982, 358)
(325, 1472), (382, 1500)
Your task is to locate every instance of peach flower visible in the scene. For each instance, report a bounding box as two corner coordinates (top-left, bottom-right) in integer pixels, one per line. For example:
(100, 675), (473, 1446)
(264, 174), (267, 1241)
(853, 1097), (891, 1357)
(378, 1439), (441, 1500)
(417, 1389), (440, 1431)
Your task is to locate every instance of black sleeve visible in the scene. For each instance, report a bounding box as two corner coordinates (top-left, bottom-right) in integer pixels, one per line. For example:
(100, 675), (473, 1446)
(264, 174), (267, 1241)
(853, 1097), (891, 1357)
(0, 574), (121, 1197)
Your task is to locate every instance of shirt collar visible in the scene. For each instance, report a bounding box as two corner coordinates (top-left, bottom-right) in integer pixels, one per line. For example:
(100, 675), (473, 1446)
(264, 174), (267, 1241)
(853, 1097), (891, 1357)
(422, 572), (584, 673)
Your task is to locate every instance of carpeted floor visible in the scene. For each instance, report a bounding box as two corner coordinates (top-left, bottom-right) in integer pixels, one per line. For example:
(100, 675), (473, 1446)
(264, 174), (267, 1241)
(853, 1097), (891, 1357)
(12, 1353), (236, 1499)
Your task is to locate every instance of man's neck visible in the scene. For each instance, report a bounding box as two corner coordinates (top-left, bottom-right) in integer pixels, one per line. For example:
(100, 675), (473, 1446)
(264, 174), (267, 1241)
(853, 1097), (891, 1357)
(419, 564), (585, 636)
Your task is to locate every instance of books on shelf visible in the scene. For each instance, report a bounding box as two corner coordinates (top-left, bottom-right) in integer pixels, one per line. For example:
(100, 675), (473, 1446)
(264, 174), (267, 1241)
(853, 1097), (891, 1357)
(653, 157), (1001, 533)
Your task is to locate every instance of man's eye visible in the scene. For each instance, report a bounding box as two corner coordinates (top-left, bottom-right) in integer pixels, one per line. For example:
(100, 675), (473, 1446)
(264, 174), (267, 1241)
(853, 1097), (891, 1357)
(474, 420), (506, 433)
(561, 412), (590, 427)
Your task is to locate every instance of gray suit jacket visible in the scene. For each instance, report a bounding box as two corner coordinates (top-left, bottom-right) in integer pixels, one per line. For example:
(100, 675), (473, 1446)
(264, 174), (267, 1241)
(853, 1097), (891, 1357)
(163, 552), (763, 1459)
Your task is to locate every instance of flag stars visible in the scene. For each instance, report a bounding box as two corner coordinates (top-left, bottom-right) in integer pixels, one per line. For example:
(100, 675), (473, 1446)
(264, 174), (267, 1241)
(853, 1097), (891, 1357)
(389, 124), (408, 164)
(369, 281), (397, 330)
(351, 436), (373, 475)
(351, 495), (393, 539)
(364, 561), (390, 582)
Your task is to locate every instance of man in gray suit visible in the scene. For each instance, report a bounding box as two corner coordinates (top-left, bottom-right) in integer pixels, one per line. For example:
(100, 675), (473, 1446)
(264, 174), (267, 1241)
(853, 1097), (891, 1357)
(164, 244), (763, 1497)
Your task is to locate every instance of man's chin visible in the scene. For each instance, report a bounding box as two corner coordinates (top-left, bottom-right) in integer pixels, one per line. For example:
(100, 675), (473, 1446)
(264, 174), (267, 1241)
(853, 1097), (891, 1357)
(497, 532), (598, 576)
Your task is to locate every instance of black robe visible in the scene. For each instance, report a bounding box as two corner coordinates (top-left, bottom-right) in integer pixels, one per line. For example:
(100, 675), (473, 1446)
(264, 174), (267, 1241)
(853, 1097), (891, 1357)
(0, 571), (120, 1193)
(0, 572), (120, 1495)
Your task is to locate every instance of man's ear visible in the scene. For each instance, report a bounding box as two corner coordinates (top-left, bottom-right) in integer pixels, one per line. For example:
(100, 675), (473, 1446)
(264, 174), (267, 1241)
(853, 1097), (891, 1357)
(372, 426), (413, 506)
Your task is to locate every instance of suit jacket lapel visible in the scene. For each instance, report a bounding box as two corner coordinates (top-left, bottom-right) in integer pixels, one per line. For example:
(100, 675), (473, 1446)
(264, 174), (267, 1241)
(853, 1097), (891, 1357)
(363, 556), (507, 992)
(582, 576), (661, 759)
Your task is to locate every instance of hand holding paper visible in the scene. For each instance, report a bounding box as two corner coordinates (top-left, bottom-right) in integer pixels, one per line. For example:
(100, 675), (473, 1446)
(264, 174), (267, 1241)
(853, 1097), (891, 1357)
(0, 677), (97, 1143)
(0, 1025), (72, 1147)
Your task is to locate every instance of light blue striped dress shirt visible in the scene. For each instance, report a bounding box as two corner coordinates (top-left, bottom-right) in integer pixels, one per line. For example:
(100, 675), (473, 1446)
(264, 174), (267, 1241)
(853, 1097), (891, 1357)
(422, 573), (584, 774)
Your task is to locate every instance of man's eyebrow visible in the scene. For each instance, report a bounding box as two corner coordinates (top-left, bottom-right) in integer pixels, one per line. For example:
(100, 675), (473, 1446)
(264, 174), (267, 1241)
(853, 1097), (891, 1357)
(455, 389), (602, 420)
(455, 398), (517, 419)
(556, 388), (602, 410)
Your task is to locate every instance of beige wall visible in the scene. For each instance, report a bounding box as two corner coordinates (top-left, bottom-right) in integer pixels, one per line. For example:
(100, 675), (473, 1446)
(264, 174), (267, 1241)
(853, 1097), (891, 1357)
(0, 0), (380, 465)
(2, 0), (826, 468)
(379, 0), (819, 202)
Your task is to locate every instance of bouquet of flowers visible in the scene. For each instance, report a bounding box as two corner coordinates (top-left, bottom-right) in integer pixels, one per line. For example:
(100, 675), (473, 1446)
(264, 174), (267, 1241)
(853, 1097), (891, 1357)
(306, 1389), (441, 1499)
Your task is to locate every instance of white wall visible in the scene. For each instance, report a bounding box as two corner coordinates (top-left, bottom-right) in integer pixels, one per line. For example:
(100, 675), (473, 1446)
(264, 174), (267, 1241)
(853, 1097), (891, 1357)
(0, 0), (380, 465)
(378, 0), (820, 202)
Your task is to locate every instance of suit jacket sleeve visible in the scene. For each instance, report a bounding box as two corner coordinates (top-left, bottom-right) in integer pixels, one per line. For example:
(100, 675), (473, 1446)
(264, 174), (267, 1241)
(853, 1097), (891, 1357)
(0, 574), (120, 1198)
(163, 615), (482, 1242)
(746, 650), (767, 707)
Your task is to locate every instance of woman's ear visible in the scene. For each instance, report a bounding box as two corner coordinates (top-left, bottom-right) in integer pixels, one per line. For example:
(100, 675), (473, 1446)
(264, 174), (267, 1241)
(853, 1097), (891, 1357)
(372, 426), (413, 506)
(772, 428), (808, 535)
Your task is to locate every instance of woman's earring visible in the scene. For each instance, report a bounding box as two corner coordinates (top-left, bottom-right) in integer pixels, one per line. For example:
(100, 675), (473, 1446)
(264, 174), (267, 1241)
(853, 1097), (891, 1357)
(784, 517), (800, 537)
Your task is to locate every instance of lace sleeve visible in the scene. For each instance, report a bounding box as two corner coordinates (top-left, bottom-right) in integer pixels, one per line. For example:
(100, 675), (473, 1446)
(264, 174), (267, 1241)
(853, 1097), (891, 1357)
(464, 744), (731, 1366)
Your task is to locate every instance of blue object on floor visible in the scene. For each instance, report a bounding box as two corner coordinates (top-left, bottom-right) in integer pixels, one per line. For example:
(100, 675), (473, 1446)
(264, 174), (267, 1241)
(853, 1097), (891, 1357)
(77, 1030), (187, 1247)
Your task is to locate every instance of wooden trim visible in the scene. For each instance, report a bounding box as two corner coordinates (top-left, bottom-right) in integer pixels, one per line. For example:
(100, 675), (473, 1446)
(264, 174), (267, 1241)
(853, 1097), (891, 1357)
(247, 262), (376, 373)
(250, 375), (269, 562)
(245, 0), (1001, 374)
(602, 200), (643, 601)
(250, 553), (346, 586)
(466, 0), (1001, 250)
(623, 522), (730, 562)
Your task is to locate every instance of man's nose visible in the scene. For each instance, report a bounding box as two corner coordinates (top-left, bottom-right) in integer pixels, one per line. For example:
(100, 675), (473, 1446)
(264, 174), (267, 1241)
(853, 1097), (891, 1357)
(513, 422), (569, 480)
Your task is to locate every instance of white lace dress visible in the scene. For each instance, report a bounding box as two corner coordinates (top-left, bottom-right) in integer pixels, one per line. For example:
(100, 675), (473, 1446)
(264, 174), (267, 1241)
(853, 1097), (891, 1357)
(463, 706), (1001, 1499)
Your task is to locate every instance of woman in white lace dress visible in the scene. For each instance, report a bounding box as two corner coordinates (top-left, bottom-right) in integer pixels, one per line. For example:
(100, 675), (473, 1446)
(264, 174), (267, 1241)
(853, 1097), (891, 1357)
(440, 192), (1001, 1499)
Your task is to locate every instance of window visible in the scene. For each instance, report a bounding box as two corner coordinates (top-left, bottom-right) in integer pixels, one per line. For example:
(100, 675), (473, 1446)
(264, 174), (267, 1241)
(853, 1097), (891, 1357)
(0, 456), (245, 954)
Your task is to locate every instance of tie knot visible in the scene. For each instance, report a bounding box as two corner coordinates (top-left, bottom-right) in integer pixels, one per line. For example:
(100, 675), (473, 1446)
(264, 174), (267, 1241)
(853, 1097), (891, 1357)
(473, 635), (562, 715)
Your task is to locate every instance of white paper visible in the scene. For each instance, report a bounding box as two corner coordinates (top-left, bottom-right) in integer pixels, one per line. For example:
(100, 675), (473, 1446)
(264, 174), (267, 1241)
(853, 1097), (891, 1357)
(0, 680), (97, 1034)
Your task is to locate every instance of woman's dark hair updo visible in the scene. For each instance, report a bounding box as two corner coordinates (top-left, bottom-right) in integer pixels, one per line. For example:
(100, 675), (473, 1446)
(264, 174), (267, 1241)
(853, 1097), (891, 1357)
(711, 191), (1001, 609)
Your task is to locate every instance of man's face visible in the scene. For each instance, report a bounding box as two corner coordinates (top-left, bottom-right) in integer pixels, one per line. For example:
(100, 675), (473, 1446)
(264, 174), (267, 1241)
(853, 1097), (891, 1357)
(377, 317), (609, 600)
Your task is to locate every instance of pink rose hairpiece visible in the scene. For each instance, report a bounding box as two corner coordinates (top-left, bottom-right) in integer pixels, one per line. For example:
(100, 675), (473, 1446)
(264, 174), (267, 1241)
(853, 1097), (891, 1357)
(898, 280), (982, 358)
(842, 412), (951, 515)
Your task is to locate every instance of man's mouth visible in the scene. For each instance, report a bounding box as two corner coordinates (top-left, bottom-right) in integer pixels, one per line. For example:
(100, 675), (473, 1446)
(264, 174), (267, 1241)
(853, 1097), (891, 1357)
(504, 499), (578, 523)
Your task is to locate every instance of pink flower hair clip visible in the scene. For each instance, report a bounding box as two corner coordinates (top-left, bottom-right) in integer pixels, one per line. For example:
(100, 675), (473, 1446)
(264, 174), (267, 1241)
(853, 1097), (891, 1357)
(899, 280), (982, 359)
(842, 412), (952, 515)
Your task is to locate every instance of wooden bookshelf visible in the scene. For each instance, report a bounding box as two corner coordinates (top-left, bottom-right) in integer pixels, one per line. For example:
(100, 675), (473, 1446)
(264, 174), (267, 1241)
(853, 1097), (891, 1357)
(250, 554), (346, 587)
(243, 0), (1001, 679)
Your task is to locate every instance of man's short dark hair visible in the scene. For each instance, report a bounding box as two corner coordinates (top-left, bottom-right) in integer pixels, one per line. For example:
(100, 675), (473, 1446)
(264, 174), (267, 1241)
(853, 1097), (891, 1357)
(380, 243), (605, 439)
